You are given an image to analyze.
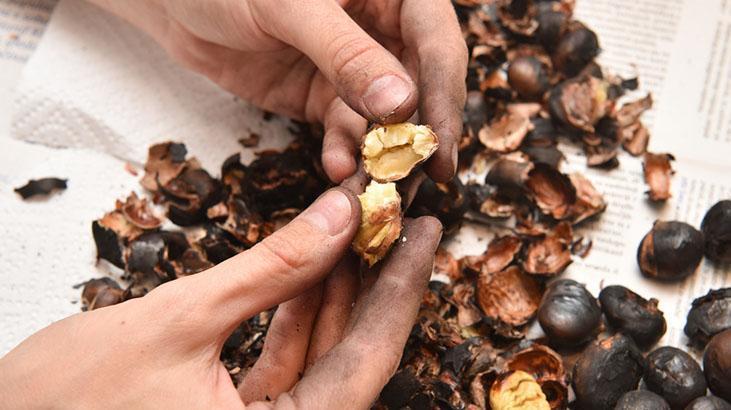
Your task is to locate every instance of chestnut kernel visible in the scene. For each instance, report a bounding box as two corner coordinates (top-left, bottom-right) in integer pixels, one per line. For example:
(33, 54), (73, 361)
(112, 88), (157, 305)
(352, 181), (402, 266)
(362, 123), (439, 182)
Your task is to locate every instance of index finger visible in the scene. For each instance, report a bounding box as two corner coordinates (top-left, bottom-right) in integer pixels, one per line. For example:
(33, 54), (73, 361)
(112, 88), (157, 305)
(401, 0), (468, 182)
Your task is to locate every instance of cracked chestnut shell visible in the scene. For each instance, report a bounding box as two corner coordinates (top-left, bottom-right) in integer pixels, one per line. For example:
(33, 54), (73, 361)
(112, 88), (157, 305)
(489, 370), (550, 410)
(476, 266), (543, 339)
(81, 277), (124, 310)
(506, 344), (568, 409)
(362, 123), (439, 182)
(598, 285), (666, 349)
(508, 56), (549, 100)
(637, 221), (704, 281)
(701, 200), (731, 264)
(572, 334), (645, 410)
(352, 181), (402, 266)
(615, 390), (670, 410)
(704, 329), (731, 402)
(552, 23), (600, 77)
(685, 396), (731, 410)
(643, 152), (675, 201)
(645, 346), (707, 409)
(538, 279), (601, 347)
(685, 288), (731, 348)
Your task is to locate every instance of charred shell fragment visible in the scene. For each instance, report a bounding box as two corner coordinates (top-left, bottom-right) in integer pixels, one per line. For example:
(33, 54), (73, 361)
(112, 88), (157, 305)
(361, 123), (439, 182)
(479, 112), (534, 154)
(219, 196), (266, 247)
(704, 329), (731, 402)
(637, 221), (704, 281)
(379, 367), (422, 409)
(508, 56), (550, 100)
(92, 210), (143, 269)
(506, 343), (568, 409)
(476, 266), (543, 339)
(485, 153), (534, 197)
(14, 177), (67, 199)
(140, 142), (188, 192)
(81, 277), (124, 311)
(644, 346), (706, 409)
(685, 288), (731, 348)
(571, 334), (645, 410)
(197, 223), (243, 264)
(522, 222), (573, 277)
(160, 167), (223, 226)
(119, 192), (162, 230)
(614, 390), (670, 410)
(464, 235), (523, 275)
(525, 163), (577, 220)
(552, 22), (600, 77)
(701, 200), (731, 264)
(489, 370), (550, 410)
(548, 75), (611, 132)
(643, 152), (675, 201)
(685, 396), (731, 410)
(598, 285), (666, 349)
(408, 177), (468, 235)
(538, 279), (601, 347)
(568, 172), (607, 223)
(353, 181), (402, 266)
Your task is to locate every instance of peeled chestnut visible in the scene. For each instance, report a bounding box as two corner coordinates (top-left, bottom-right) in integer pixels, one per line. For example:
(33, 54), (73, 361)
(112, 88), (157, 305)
(352, 181), (402, 266)
(684, 288), (731, 347)
(685, 396), (731, 410)
(615, 390), (670, 410)
(704, 329), (731, 402)
(599, 285), (666, 349)
(572, 334), (645, 410)
(637, 221), (704, 281)
(552, 24), (600, 77)
(361, 123), (439, 182)
(701, 200), (731, 263)
(538, 279), (601, 347)
(645, 346), (707, 409)
(489, 370), (550, 410)
(508, 56), (549, 100)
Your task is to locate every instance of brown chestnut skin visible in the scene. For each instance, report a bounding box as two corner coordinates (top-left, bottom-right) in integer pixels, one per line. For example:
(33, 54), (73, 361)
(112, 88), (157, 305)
(599, 285), (666, 349)
(508, 56), (550, 100)
(536, 4), (568, 51)
(645, 346), (707, 409)
(704, 329), (731, 403)
(553, 25), (600, 77)
(685, 288), (731, 348)
(615, 390), (670, 410)
(701, 200), (731, 264)
(572, 333), (645, 410)
(538, 279), (601, 347)
(637, 221), (705, 281)
(685, 396), (731, 410)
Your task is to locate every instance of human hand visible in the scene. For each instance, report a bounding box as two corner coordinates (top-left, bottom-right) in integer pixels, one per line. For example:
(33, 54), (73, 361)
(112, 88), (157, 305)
(0, 188), (443, 409)
(88, 0), (468, 183)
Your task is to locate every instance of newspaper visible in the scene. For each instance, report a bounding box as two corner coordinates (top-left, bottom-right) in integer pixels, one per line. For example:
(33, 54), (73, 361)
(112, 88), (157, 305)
(0, 0), (729, 356)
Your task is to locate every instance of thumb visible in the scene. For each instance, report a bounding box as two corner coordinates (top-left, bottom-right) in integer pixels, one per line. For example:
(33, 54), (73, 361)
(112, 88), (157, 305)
(176, 188), (360, 337)
(251, 0), (418, 123)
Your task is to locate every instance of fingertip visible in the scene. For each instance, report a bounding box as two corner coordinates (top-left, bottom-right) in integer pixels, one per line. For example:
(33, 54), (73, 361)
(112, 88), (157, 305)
(425, 140), (458, 183)
(404, 215), (444, 245)
(322, 145), (357, 184)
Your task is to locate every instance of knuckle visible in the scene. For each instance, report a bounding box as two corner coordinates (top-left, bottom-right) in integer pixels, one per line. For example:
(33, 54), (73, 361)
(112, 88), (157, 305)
(258, 228), (310, 275)
(329, 34), (381, 81)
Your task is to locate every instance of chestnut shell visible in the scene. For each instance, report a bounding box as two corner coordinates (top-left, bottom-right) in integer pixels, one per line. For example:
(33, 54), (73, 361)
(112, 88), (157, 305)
(598, 285), (666, 349)
(615, 390), (670, 410)
(645, 346), (707, 409)
(537, 279), (601, 347)
(637, 221), (704, 281)
(701, 200), (731, 264)
(685, 396), (731, 410)
(684, 288), (731, 348)
(552, 25), (600, 77)
(704, 329), (731, 402)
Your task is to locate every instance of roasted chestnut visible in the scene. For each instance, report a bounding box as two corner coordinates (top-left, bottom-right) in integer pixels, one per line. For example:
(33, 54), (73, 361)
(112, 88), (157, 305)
(685, 396), (731, 410)
(615, 390), (670, 410)
(599, 285), (666, 349)
(552, 23), (600, 77)
(508, 56), (549, 100)
(645, 346), (707, 409)
(704, 329), (731, 402)
(409, 177), (468, 235)
(701, 200), (731, 263)
(572, 334), (645, 410)
(538, 279), (601, 346)
(637, 221), (704, 281)
(684, 288), (731, 347)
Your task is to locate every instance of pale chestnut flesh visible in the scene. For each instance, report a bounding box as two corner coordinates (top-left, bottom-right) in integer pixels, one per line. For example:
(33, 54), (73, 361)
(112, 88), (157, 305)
(352, 181), (403, 266)
(362, 123), (439, 182)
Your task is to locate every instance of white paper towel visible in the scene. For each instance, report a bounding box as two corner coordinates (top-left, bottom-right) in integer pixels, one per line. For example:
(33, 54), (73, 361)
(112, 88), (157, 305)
(1, 0), (295, 354)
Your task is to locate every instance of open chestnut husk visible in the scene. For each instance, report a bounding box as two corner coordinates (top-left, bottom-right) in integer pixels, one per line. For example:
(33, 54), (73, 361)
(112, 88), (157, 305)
(637, 221), (704, 281)
(505, 343), (568, 409)
(476, 266), (543, 338)
(615, 390), (670, 410)
(361, 123), (439, 182)
(599, 285), (666, 349)
(684, 288), (731, 347)
(701, 200), (731, 264)
(704, 329), (731, 403)
(508, 56), (549, 100)
(685, 396), (731, 410)
(572, 334), (645, 410)
(645, 346), (707, 409)
(538, 279), (601, 347)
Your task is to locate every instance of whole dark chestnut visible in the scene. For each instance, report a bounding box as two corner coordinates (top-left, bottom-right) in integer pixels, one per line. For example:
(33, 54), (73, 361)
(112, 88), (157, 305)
(701, 200), (731, 263)
(685, 288), (731, 347)
(599, 285), (666, 349)
(508, 56), (549, 100)
(536, 4), (568, 51)
(615, 390), (670, 410)
(538, 279), (601, 347)
(685, 396), (731, 410)
(704, 329), (731, 402)
(572, 334), (645, 410)
(637, 221), (704, 281)
(552, 24), (600, 77)
(645, 346), (707, 409)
